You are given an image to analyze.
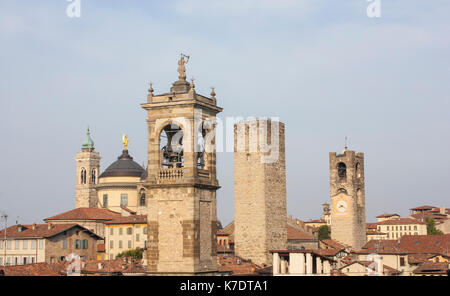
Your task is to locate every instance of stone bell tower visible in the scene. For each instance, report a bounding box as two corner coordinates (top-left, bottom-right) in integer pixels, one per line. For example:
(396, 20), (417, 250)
(75, 128), (101, 208)
(141, 55), (222, 275)
(329, 146), (366, 250)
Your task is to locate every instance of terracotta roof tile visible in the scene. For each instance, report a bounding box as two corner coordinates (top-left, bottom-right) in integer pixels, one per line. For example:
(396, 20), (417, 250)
(0, 263), (60, 276)
(217, 255), (260, 275)
(0, 224), (101, 239)
(44, 208), (121, 221)
(287, 224), (315, 240)
(376, 218), (426, 225)
(412, 261), (449, 275)
(376, 213), (400, 218)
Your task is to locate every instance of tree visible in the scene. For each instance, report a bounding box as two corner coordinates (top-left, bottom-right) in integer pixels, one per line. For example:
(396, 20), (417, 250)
(318, 225), (331, 240)
(116, 248), (143, 260)
(425, 217), (443, 235)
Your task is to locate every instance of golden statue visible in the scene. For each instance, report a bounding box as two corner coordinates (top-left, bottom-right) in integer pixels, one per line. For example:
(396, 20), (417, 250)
(122, 134), (129, 150)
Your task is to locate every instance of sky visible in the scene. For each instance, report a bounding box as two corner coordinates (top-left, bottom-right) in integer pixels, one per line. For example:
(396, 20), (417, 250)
(0, 0), (449, 227)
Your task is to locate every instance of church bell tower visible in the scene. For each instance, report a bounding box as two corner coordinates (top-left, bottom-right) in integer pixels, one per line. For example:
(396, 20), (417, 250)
(75, 128), (101, 208)
(329, 146), (366, 250)
(141, 55), (222, 274)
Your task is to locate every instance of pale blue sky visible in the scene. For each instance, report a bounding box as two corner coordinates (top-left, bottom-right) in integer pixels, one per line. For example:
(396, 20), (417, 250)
(0, 1), (449, 227)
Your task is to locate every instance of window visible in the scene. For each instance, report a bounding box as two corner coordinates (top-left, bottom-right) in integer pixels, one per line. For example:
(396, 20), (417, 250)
(7, 240), (11, 249)
(144, 241), (147, 248)
(0, 240), (2, 249)
(103, 194), (108, 208)
(110, 228), (113, 235)
(15, 240), (19, 250)
(119, 241), (123, 248)
(82, 240), (88, 249)
(127, 227), (132, 235)
(90, 168), (96, 184)
(110, 254), (114, 260)
(337, 162), (347, 179)
(110, 241), (113, 249)
(31, 240), (36, 250)
(128, 241), (131, 248)
(31, 257), (35, 264)
(400, 257), (405, 267)
(7, 257), (11, 265)
(23, 240), (27, 250)
(409, 226), (411, 231)
(136, 234), (140, 242)
(62, 239), (67, 249)
(119, 228), (123, 235)
(0, 258), (2, 265)
(39, 239), (43, 249)
(143, 227), (148, 234)
(140, 190), (146, 206)
(387, 226), (389, 231)
(80, 168), (87, 184)
(74, 240), (81, 249)
(414, 226), (417, 231)
(121, 194), (128, 206)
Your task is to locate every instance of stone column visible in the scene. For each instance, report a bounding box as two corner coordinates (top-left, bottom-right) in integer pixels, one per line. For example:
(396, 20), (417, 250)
(306, 253), (313, 275)
(273, 252), (280, 275)
(289, 253), (301, 274)
(323, 260), (331, 275)
(280, 258), (287, 274)
(316, 257), (323, 274)
(299, 253), (306, 275)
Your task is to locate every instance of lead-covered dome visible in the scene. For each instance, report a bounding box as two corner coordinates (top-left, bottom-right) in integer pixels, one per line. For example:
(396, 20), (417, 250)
(99, 150), (145, 178)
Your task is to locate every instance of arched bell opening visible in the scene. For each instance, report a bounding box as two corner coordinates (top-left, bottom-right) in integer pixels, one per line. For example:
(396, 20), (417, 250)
(196, 124), (207, 169)
(160, 124), (184, 168)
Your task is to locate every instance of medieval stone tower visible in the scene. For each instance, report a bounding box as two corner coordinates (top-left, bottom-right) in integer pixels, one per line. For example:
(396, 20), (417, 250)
(75, 128), (101, 208)
(141, 55), (222, 275)
(234, 119), (287, 266)
(329, 147), (366, 250)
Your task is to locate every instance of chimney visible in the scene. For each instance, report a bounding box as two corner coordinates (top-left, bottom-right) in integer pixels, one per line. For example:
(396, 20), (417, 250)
(440, 207), (446, 215)
(48, 223), (53, 230)
(17, 225), (23, 232)
(32, 223), (37, 230)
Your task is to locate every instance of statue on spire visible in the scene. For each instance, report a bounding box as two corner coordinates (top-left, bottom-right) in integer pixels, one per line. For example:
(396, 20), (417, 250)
(177, 54), (190, 81)
(122, 134), (129, 150)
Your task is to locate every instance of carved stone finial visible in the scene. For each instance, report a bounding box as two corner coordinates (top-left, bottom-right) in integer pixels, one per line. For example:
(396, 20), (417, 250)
(148, 82), (154, 94)
(210, 87), (216, 98)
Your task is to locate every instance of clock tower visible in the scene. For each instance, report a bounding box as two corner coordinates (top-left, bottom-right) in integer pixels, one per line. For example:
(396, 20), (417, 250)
(329, 147), (366, 250)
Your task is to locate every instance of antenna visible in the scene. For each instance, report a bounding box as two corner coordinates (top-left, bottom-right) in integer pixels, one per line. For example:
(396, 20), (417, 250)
(344, 136), (348, 149)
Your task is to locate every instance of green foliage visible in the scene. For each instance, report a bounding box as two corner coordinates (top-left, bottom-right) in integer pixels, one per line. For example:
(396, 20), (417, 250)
(318, 225), (331, 240)
(425, 217), (443, 235)
(116, 248), (143, 260)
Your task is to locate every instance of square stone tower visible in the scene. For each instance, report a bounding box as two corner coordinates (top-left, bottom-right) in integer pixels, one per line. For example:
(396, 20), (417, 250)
(234, 120), (287, 266)
(141, 56), (222, 275)
(329, 147), (366, 250)
(75, 128), (101, 208)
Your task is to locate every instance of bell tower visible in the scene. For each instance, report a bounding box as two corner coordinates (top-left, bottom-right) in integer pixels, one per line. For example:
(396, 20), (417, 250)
(141, 55), (222, 275)
(75, 128), (101, 208)
(329, 146), (366, 250)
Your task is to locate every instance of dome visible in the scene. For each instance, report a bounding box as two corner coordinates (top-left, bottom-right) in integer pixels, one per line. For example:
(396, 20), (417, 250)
(99, 150), (145, 178)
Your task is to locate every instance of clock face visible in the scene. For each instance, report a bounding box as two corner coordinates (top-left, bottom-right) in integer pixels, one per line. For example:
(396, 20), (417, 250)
(337, 200), (348, 213)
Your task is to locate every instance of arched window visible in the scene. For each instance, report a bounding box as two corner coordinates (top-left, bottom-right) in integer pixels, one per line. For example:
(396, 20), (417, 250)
(160, 124), (184, 168)
(139, 189), (146, 207)
(196, 124), (206, 169)
(80, 168), (86, 184)
(337, 162), (347, 180)
(337, 188), (348, 195)
(90, 168), (96, 184)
